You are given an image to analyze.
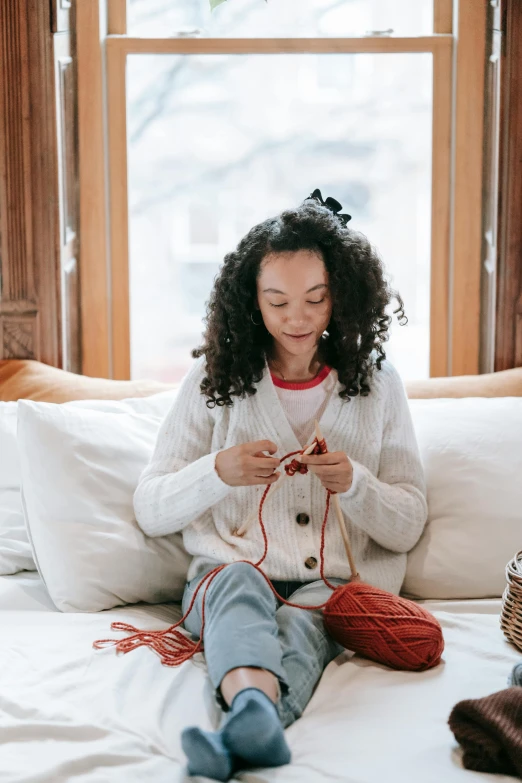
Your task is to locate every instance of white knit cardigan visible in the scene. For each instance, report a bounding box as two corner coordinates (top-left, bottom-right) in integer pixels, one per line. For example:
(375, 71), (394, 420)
(133, 356), (428, 594)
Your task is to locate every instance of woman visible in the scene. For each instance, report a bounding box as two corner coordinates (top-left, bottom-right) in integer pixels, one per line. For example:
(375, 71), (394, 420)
(133, 190), (428, 781)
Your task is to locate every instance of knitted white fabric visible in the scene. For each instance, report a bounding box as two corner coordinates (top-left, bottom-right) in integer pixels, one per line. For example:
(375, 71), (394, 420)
(272, 367), (337, 447)
(133, 356), (428, 594)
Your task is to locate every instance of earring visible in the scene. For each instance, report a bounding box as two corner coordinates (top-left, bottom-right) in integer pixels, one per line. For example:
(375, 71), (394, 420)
(250, 311), (262, 326)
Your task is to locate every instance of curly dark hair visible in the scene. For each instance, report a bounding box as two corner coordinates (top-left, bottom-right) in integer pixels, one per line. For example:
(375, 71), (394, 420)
(192, 196), (407, 407)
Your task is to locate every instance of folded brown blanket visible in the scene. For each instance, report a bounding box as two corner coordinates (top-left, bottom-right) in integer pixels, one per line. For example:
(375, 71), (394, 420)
(448, 687), (522, 777)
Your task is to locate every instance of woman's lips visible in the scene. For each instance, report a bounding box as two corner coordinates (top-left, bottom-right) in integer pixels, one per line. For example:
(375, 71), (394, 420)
(284, 332), (313, 341)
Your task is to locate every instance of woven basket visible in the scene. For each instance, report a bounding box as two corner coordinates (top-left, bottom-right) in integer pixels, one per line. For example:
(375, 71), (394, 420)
(500, 549), (522, 652)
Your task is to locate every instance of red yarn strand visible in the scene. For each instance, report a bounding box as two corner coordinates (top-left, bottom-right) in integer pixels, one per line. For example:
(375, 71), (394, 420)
(93, 441), (336, 663)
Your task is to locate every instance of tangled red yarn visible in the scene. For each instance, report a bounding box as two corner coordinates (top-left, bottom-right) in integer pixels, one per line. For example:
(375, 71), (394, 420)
(93, 438), (444, 673)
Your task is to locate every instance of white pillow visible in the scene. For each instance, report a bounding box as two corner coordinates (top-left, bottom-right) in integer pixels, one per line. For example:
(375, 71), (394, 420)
(0, 392), (179, 576)
(404, 397), (522, 600)
(0, 402), (35, 573)
(17, 394), (191, 612)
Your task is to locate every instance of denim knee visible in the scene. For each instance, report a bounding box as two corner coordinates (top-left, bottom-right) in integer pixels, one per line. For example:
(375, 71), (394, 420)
(183, 563), (274, 630)
(207, 561), (272, 597)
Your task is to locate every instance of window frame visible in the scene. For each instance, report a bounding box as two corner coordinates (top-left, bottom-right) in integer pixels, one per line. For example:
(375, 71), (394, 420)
(77, 0), (486, 381)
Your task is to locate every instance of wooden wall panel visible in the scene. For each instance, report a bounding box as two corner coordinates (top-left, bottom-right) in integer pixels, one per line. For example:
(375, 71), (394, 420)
(1, 316), (39, 360)
(495, 0), (522, 370)
(0, 0), (80, 367)
(480, 0), (502, 373)
(0, 1), (37, 354)
(1, 63), (34, 298)
(26, 0), (62, 365)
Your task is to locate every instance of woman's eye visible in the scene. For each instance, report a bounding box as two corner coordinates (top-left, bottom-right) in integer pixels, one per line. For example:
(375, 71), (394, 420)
(269, 298), (325, 308)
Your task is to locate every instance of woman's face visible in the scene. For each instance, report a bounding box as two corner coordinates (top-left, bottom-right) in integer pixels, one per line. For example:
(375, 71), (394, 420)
(256, 250), (332, 357)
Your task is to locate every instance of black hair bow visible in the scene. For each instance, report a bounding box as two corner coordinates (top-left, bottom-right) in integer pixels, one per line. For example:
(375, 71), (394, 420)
(306, 188), (352, 226)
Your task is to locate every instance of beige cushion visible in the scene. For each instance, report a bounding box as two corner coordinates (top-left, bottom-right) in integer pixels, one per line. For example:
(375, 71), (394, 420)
(0, 360), (174, 403)
(405, 367), (522, 398)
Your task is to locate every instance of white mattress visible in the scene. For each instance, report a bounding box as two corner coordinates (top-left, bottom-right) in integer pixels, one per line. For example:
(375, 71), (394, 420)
(0, 572), (520, 783)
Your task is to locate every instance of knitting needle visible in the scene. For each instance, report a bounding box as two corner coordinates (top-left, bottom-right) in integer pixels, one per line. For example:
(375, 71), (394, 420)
(235, 438), (319, 537)
(314, 420), (360, 581)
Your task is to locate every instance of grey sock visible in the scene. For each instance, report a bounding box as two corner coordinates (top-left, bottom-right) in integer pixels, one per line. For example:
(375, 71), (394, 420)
(222, 687), (291, 768)
(181, 725), (236, 781)
(508, 662), (522, 687)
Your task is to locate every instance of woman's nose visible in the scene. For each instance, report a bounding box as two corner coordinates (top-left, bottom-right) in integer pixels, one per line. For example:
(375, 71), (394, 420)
(285, 304), (308, 324)
(286, 314), (308, 327)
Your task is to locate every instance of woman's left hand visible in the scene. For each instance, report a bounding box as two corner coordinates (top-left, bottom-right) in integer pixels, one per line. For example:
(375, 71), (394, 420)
(300, 451), (353, 494)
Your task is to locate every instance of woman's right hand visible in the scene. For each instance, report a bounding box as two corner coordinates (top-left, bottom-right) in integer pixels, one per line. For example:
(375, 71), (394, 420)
(215, 440), (281, 487)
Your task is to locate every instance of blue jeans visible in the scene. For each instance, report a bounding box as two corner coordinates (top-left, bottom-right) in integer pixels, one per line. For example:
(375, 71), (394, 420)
(181, 561), (346, 728)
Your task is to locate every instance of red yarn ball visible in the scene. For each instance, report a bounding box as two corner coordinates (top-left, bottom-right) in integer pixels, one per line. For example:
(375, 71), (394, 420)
(323, 580), (444, 672)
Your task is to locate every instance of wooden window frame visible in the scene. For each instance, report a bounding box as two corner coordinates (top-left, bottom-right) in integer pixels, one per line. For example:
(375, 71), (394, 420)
(77, 0), (486, 380)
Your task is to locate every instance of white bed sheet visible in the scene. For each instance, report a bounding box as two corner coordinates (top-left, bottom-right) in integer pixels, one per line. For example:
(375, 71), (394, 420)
(0, 569), (506, 616)
(0, 570), (59, 612)
(0, 572), (520, 783)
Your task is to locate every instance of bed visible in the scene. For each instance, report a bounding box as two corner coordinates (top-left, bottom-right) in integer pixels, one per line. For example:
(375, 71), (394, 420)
(1, 360), (521, 782)
(0, 569), (518, 782)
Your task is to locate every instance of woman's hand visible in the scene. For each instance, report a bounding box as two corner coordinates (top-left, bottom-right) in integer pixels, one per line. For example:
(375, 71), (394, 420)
(215, 440), (281, 487)
(300, 451), (353, 493)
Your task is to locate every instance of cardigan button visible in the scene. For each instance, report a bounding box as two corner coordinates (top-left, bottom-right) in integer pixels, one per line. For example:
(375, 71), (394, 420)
(304, 556), (318, 570)
(296, 513), (310, 526)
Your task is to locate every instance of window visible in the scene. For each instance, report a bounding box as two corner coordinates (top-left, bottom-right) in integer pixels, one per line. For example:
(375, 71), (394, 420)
(77, 0), (486, 382)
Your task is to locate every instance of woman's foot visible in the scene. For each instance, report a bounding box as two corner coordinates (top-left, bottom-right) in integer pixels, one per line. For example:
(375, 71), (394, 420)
(509, 662), (522, 687)
(181, 726), (236, 781)
(222, 687), (291, 768)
